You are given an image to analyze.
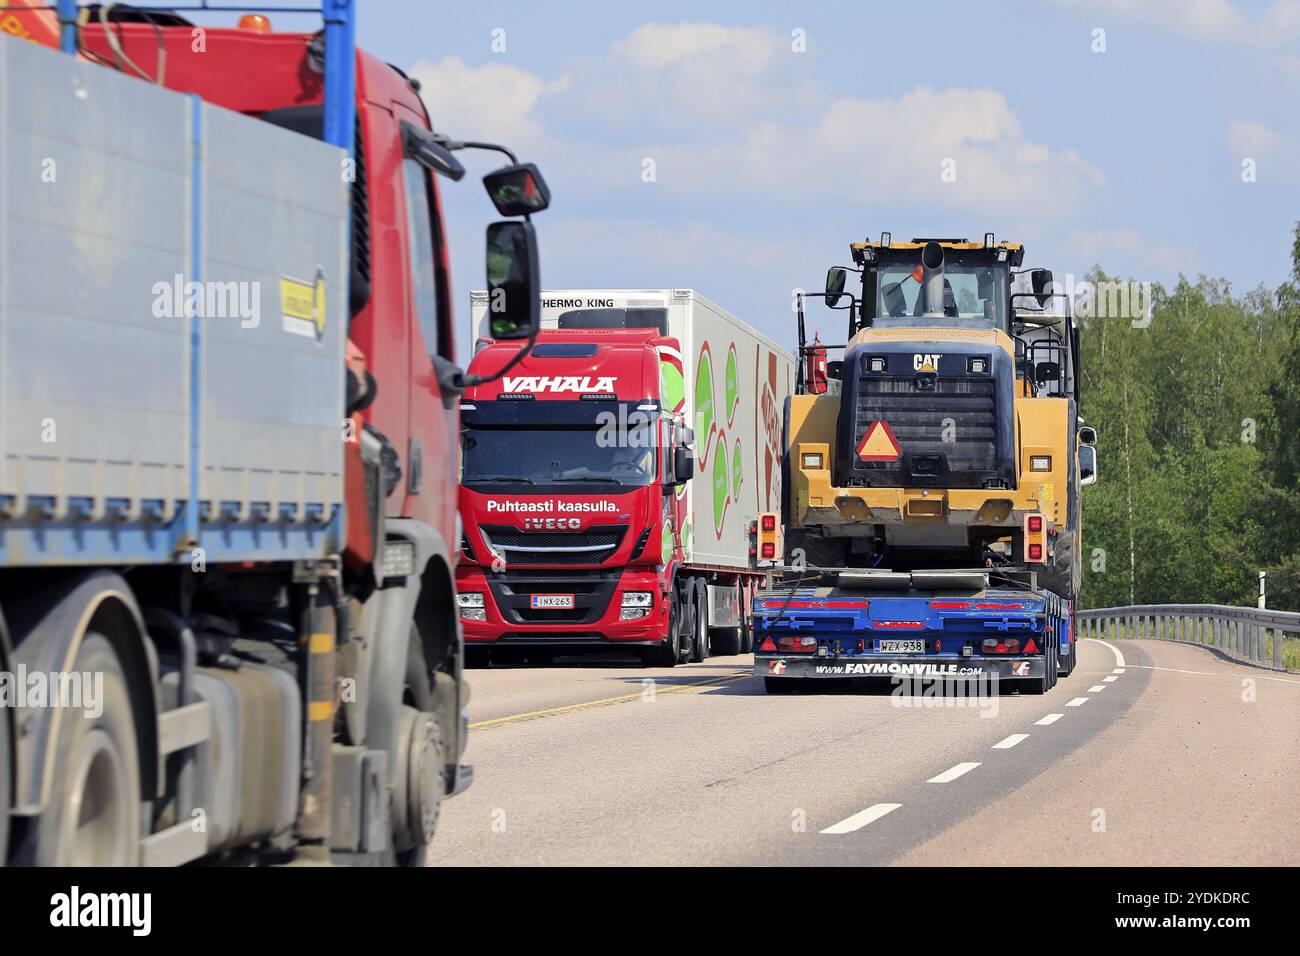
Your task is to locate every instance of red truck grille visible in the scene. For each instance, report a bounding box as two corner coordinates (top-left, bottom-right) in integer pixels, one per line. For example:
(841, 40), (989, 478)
(479, 524), (627, 566)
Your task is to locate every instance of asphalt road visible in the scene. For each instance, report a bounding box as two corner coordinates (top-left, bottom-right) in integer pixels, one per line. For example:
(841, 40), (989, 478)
(431, 639), (1300, 866)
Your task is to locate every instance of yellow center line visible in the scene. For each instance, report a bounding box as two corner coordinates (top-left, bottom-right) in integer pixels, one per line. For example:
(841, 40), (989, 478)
(470, 671), (753, 731)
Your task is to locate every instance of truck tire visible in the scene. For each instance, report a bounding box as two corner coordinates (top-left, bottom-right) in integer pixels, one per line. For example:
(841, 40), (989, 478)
(641, 584), (682, 667)
(0, 681), (10, 864)
(711, 583), (745, 656)
(394, 632), (444, 867)
(689, 579), (710, 662)
(15, 633), (141, 866)
(1058, 615), (1076, 678)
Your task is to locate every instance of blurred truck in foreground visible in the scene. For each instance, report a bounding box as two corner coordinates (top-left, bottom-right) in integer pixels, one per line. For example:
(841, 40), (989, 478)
(0, 2), (547, 865)
(459, 290), (794, 665)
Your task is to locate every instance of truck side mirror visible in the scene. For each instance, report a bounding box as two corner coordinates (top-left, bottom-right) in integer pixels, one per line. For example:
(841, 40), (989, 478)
(1030, 268), (1054, 307)
(825, 267), (848, 308)
(1079, 444), (1098, 486)
(483, 163), (551, 216)
(484, 220), (540, 340)
(1078, 425), (1097, 446)
(672, 446), (696, 485)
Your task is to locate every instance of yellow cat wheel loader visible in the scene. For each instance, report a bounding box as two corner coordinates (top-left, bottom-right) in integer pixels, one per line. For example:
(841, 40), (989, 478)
(781, 234), (1098, 601)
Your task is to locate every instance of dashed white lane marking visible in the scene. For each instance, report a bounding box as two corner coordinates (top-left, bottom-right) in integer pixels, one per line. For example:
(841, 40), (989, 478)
(820, 802), (902, 834)
(1085, 638), (1127, 669)
(1088, 684), (1107, 692)
(1113, 668), (1126, 674)
(1066, 697), (1089, 707)
(1102, 675), (1119, 682)
(1035, 713), (1064, 726)
(928, 762), (981, 783)
(992, 733), (1029, 749)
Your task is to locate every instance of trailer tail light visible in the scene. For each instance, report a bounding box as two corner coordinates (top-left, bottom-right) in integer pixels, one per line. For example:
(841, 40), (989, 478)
(776, 636), (818, 654)
(756, 512), (782, 567)
(981, 638), (1022, 654)
(1023, 512), (1047, 564)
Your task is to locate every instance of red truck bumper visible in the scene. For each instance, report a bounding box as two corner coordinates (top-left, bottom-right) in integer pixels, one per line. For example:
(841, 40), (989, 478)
(456, 565), (669, 646)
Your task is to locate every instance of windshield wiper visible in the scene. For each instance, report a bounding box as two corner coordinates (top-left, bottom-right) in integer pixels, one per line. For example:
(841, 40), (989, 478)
(548, 476), (628, 484)
(468, 475), (536, 484)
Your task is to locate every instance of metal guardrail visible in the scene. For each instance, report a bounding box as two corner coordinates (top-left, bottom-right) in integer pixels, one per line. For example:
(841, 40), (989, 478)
(1077, 604), (1300, 672)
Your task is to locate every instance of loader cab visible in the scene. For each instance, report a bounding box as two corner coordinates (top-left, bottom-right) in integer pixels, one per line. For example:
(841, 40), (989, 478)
(847, 238), (1023, 338)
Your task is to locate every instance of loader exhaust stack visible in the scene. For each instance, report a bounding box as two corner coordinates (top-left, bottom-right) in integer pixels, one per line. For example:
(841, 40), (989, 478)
(921, 241), (946, 316)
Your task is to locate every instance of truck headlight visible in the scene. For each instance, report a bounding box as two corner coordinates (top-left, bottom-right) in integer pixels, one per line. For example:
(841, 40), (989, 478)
(621, 591), (652, 608)
(457, 593), (485, 619)
(1030, 456), (1052, 471)
(801, 452), (823, 469)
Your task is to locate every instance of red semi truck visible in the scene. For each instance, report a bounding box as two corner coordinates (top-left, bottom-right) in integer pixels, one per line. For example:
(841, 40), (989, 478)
(458, 290), (795, 665)
(0, 3), (546, 865)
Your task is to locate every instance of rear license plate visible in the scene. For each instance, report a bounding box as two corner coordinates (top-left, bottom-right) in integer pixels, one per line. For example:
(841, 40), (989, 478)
(875, 639), (925, 654)
(530, 594), (575, 609)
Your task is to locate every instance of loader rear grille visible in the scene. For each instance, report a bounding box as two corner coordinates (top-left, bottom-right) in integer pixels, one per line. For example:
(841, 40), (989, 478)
(852, 376), (999, 486)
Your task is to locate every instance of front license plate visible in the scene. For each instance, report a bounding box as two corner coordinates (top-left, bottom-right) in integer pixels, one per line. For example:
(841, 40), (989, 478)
(530, 594), (575, 609)
(875, 639), (925, 653)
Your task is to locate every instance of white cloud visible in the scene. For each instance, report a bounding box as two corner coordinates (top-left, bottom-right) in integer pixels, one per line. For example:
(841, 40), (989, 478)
(1054, 0), (1300, 46)
(1068, 228), (1200, 277)
(409, 56), (568, 144)
(1226, 119), (1300, 185)
(408, 23), (1102, 218)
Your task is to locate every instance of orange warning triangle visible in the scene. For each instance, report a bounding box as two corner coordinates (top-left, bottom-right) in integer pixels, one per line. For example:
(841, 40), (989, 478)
(857, 420), (901, 461)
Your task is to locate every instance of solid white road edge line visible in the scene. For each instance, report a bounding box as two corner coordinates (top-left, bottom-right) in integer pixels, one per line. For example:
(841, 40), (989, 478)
(1084, 637), (1127, 669)
(820, 803), (902, 835)
(928, 762), (981, 783)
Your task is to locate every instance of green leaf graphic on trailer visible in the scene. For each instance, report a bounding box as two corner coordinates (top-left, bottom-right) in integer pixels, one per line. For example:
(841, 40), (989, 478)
(695, 345), (715, 460)
(712, 436), (730, 536)
(732, 435), (743, 498)
(725, 344), (739, 427)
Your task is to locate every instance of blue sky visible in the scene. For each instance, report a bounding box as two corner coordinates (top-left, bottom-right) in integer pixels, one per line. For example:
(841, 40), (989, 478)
(235, 1), (1300, 358)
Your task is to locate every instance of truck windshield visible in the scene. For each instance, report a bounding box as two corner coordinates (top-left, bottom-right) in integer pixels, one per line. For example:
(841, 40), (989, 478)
(871, 255), (1010, 332)
(462, 424), (657, 488)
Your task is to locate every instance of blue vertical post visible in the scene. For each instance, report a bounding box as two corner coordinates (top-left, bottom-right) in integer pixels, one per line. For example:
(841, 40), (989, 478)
(57, 0), (78, 54)
(321, 0), (356, 156)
